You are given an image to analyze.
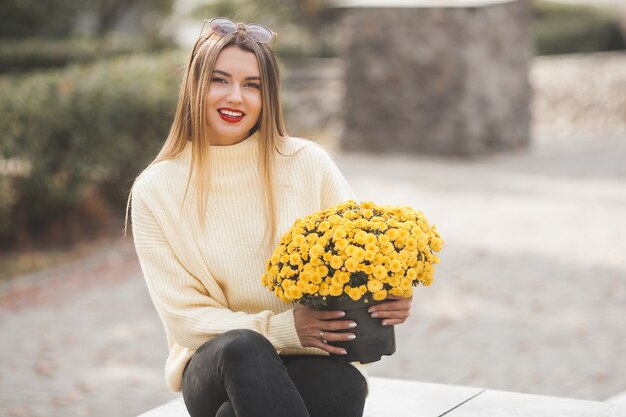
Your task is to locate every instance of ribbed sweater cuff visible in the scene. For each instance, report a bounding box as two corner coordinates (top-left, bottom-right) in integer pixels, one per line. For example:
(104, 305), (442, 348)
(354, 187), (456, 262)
(267, 309), (303, 350)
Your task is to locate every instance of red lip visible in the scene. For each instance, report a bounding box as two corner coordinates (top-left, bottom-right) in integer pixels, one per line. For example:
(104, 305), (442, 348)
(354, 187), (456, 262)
(217, 107), (245, 124)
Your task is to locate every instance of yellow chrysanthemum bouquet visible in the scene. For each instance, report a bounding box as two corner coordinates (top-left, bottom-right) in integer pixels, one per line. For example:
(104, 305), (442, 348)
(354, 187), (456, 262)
(262, 200), (443, 363)
(262, 200), (442, 307)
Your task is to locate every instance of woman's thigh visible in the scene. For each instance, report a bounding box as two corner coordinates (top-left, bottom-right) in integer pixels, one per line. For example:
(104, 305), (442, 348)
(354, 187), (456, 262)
(182, 330), (309, 417)
(281, 355), (367, 417)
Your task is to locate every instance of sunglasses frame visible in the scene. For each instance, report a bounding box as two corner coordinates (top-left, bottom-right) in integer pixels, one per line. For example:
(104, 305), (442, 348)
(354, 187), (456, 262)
(198, 17), (278, 50)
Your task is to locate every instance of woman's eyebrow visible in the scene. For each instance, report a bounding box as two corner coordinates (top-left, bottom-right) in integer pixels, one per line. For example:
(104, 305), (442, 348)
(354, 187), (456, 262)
(213, 69), (261, 81)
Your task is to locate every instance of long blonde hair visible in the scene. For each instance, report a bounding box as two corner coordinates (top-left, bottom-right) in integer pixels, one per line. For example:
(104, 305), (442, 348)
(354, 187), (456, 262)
(125, 30), (287, 247)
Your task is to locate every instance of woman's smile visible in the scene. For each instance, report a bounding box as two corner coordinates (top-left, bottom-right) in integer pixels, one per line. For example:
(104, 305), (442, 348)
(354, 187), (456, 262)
(217, 107), (246, 123)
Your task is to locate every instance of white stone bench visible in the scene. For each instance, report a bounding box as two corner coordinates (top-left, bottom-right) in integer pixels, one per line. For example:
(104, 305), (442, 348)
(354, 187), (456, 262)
(138, 377), (626, 417)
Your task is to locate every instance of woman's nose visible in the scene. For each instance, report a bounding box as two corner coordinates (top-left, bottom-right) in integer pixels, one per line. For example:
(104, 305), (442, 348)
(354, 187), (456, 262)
(226, 84), (243, 103)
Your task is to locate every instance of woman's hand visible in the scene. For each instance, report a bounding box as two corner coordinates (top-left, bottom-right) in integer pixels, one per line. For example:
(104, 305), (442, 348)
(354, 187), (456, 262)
(293, 307), (357, 355)
(368, 296), (413, 326)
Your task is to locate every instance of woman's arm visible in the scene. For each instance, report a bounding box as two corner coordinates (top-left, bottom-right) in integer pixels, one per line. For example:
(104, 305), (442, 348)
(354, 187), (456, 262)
(131, 181), (303, 352)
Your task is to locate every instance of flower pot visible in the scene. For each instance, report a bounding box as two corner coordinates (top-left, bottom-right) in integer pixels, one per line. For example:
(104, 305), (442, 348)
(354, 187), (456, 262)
(318, 298), (396, 364)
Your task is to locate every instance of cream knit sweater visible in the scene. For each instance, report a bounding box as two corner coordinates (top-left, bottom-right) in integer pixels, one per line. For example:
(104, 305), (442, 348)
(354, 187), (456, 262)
(131, 132), (361, 392)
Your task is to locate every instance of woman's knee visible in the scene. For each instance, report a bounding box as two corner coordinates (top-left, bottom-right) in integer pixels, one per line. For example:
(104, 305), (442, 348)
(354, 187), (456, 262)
(217, 329), (276, 364)
(285, 356), (367, 417)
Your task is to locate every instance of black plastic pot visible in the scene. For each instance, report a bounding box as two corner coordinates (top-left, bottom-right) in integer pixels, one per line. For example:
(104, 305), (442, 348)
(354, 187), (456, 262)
(318, 298), (396, 364)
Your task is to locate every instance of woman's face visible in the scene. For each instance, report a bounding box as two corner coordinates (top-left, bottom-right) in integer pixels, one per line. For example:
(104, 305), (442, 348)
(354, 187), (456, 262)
(205, 45), (263, 146)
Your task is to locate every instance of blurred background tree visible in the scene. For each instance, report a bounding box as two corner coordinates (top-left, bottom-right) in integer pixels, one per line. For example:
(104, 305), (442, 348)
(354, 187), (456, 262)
(0, 0), (174, 39)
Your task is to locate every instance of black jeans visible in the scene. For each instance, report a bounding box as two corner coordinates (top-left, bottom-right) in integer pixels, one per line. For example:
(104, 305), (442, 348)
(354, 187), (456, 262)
(182, 329), (367, 417)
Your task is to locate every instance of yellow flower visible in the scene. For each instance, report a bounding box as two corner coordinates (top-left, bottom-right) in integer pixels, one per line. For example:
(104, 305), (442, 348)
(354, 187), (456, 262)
(286, 285), (303, 300)
(330, 256), (344, 270)
(306, 233), (320, 244)
(367, 279), (384, 293)
(373, 289), (388, 301)
(307, 283), (319, 294)
(389, 287), (404, 297)
(289, 253), (302, 266)
(422, 275), (433, 286)
(364, 249), (376, 262)
(404, 238), (417, 251)
(281, 266), (296, 278)
(333, 270), (350, 284)
(316, 265), (329, 278)
(351, 247), (365, 262)
(399, 278), (412, 290)
(373, 265), (388, 280)
(346, 286), (362, 301)
(281, 279), (295, 290)
(329, 285), (343, 297)
(381, 243), (395, 256)
(332, 228), (347, 241)
(318, 220), (331, 232)
(430, 237), (443, 252)
(319, 282), (330, 296)
(406, 268), (418, 280)
(365, 233), (378, 245)
(269, 265), (280, 277)
(344, 257), (360, 273)
(389, 258), (403, 273)
(354, 218), (368, 228)
(293, 234), (306, 246)
(388, 275), (401, 287)
(335, 238), (349, 252)
(309, 244), (325, 259)
(387, 229), (401, 242)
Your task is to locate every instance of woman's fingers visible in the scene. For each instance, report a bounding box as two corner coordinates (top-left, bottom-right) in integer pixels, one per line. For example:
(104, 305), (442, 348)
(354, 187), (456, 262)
(315, 310), (346, 320)
(368, 296), (413, 325)
(379, 319), (405, 326)
(369, 297), (412, 311)
(320, 319), (357, 331)
(294, 308), (355, 355)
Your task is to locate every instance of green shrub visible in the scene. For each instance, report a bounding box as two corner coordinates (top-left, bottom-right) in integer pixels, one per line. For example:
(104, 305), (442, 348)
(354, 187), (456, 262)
(0, 37), (174, 74)
(0, 50), (186, 246)
(532, 1), (625, 55)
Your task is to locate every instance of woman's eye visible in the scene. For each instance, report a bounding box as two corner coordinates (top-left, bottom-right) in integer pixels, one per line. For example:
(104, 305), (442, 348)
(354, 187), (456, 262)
(245, 83), (261, 89)
(211, 77), (227, 84)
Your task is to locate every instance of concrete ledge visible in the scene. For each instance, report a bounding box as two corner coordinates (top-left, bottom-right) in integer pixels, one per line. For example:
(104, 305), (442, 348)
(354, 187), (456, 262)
(138, 377), (626, 417)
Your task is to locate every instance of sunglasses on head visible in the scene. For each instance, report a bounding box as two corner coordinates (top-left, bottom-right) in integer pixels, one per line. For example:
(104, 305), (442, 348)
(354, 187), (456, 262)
(198, 17), (278, 48)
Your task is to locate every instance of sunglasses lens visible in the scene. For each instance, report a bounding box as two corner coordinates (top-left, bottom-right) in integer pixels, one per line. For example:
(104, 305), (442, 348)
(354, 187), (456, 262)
(247, 24), (273, 44)
(210, 18), (237, 35)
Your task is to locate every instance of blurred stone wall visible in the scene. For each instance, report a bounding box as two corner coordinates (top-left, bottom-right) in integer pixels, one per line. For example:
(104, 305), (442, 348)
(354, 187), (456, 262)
(337, 0), (532, 156)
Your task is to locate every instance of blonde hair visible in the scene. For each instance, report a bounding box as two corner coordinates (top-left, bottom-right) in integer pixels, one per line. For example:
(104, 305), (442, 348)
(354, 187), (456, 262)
(125, 30), (287, 247)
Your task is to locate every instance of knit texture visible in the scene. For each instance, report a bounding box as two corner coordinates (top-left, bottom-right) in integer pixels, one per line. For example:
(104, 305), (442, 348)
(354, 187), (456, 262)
(131, 132), (361, 392)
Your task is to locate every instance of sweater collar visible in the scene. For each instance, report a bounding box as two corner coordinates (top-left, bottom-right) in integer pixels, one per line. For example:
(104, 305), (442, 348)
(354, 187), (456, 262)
(206, 130), (260, 161)
(179, 131), (261, 178)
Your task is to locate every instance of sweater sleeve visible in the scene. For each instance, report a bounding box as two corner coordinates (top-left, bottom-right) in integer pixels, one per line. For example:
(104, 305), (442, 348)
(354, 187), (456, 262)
(131, 179), (303, 352)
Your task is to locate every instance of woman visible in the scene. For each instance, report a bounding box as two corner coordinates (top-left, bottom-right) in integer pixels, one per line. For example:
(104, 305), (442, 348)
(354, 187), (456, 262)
(128, 17), (412, 417)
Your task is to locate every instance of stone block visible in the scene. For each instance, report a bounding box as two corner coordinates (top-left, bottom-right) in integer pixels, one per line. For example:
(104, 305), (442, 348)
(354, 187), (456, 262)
(336, 0), (532, 156)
